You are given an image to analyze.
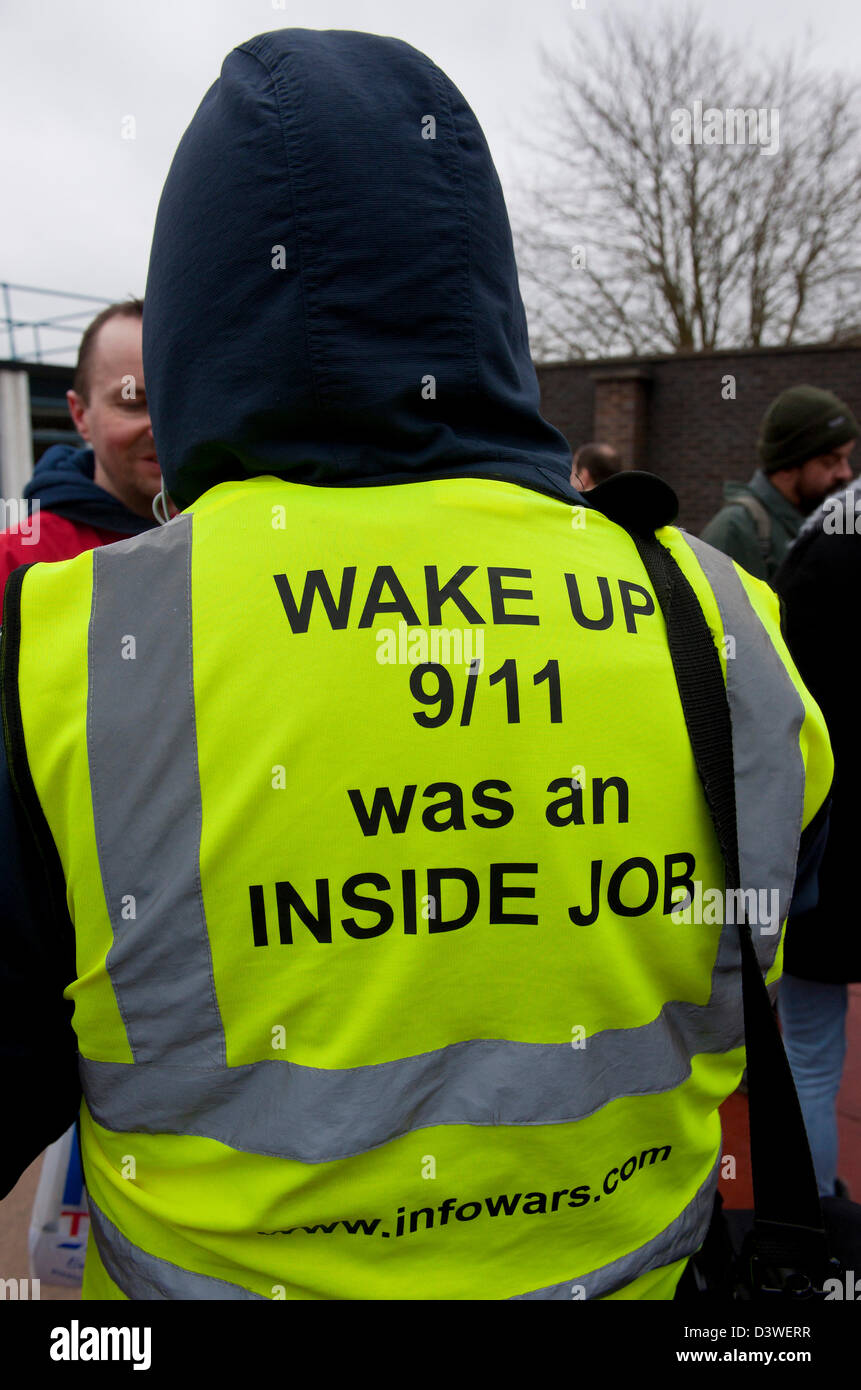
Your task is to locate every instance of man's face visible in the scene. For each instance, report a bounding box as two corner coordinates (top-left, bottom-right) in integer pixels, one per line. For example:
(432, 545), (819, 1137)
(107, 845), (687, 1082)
(794, 441), (856, 514)
(66, 315), (161, 521)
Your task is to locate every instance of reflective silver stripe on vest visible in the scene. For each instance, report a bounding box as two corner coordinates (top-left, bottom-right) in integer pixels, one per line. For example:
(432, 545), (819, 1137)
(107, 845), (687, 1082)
(80, 524), (803, 1165)
(516, 1154), (719, 1300)
(88, 1195), (265, 1300)
(82, 983), (734, 1157)
(680, 534), (807, 974)
(89, 519), (225, 1068)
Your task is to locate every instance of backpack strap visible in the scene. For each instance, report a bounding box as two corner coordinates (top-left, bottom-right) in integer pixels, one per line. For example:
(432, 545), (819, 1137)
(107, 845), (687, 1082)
(732, 493), (773, 566)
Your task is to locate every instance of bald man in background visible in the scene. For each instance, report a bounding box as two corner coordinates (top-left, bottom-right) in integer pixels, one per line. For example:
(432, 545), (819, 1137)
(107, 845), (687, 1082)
(571, 443), (623, 492)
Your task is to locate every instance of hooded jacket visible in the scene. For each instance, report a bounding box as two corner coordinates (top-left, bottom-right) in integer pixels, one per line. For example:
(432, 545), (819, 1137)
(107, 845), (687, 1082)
(0, 22), (581, 1216)
(0, 444), (157, 619)
(142, 29), (574, 509)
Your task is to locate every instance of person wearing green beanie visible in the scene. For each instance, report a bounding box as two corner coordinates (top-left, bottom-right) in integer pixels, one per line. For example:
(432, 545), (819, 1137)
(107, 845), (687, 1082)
(700, 385), (859, 585)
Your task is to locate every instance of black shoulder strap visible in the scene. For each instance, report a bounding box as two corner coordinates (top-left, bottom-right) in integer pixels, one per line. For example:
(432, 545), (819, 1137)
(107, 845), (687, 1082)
(589, 473), (829, 1281)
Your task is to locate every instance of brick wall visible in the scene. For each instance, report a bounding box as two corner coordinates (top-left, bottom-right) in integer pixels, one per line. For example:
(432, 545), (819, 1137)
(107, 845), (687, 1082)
(536, 344), (861, 534)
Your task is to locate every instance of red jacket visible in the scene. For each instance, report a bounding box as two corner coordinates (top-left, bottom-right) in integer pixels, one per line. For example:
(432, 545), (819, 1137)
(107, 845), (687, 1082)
(0, 513), (129, 622)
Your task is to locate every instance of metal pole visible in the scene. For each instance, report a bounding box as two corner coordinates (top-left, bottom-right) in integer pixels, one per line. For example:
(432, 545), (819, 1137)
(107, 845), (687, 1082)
(0, 368), (34, 498)
(1, 283), (16, 361)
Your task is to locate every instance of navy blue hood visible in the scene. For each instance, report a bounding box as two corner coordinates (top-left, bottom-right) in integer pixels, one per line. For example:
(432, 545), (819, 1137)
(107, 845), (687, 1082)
(23, 445), (158, 535)
(143, 28), (575, 511)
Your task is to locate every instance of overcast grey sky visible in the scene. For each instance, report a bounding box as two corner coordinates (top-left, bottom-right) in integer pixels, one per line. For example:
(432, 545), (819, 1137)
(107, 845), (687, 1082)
(1, 0), (858, 360)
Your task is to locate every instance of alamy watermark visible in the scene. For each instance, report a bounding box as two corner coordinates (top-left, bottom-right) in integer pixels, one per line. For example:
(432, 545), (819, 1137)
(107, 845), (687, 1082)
(824, 1270), (861, 1300)
(376, 620), (484, 671)
(50, 1321), (151, 1369)
(671, 101), (779, 157)
(670, 882), (781, 934)
(0, 1277), (40, 1299)
(820, 491), (861, 534)
(0, 497), (39, 544)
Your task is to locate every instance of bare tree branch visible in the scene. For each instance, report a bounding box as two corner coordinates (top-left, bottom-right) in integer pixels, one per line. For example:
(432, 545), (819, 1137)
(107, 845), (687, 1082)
(512, 8), (861, 360)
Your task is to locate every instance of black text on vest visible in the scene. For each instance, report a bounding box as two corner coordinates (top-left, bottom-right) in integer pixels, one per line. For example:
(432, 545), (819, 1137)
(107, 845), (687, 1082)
(272, 566), (656, 634)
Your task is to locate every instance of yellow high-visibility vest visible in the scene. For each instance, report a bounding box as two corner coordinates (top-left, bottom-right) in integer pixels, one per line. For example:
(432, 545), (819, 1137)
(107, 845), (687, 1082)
(2, 475), (831, 1300)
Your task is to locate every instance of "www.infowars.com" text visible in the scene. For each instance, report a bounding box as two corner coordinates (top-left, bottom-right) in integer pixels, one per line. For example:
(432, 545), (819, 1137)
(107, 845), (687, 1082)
(258, 1145), (672, 1239)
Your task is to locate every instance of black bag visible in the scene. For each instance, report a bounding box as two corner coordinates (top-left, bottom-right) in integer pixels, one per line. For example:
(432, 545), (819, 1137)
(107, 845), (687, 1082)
(589, 474), (861, 1301)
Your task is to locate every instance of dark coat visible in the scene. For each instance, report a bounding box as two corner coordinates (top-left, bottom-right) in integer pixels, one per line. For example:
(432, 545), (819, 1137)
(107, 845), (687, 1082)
(775, 517), (861, 982)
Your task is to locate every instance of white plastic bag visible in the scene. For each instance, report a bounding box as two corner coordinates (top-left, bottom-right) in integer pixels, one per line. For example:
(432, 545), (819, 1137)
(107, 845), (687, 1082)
(28, 1123), (88, 1286)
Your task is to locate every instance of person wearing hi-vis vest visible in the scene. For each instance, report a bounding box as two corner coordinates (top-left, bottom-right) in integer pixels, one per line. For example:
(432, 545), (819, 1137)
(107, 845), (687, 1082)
(0, 29), (833, 1301)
